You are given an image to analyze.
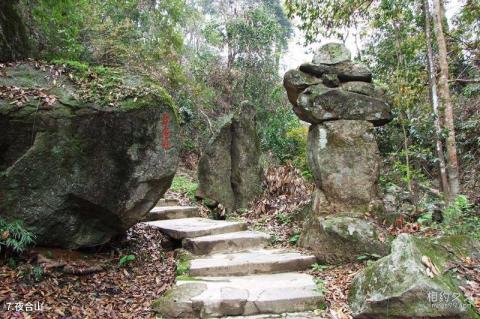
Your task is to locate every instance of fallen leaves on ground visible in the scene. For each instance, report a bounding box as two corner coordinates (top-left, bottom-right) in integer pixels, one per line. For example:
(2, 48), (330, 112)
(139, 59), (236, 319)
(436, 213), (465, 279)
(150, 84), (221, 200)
(243, 163), (314, 246)
(0, 224), (176, 318)
(446, 256), (480, 313)
(307, 263), (365, 319)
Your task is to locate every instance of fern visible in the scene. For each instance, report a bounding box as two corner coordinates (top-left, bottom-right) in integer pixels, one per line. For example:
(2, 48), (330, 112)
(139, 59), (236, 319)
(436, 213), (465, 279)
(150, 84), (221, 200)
(0, 217), (36, 257)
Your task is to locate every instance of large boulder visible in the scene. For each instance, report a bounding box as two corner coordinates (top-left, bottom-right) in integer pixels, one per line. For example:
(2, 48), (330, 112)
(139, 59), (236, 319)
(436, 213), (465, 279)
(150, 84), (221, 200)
(300, 62), (373, 83)
(0, 63), (180, 248)
(296, 84), (392, 126)
(196, 102), (262, 212)
(307, 121), (382, 215)
(349, 234), (480, 319)
(299, 214), (390, 264)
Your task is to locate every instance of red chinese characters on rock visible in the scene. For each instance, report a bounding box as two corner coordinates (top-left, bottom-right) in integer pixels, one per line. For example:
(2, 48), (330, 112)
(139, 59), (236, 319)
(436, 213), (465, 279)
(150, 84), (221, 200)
(161, 113), (171, 149)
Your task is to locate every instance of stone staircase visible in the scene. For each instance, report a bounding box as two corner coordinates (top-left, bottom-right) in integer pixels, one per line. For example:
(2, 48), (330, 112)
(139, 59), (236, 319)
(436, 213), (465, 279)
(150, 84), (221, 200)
(143, 200), (325, 318)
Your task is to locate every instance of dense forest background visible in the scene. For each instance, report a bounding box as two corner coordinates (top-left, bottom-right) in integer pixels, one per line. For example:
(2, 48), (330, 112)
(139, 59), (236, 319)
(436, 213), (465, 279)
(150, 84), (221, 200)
(3, 0), (480, 213)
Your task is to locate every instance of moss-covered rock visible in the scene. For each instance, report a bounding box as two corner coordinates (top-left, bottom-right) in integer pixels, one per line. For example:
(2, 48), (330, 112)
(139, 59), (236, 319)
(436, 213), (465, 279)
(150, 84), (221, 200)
(283, 69), (322, 106)
(0, 63), (180, 248)
(312, 43), (351, 65)
(349, 234), (480, 319)
(300, 214), (391, 264)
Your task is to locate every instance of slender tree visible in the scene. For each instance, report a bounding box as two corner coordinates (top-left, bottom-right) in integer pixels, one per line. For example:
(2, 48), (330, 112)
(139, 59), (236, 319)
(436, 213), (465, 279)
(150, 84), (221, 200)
(431, 0), (461, 201)
(423, 0), (450, 200)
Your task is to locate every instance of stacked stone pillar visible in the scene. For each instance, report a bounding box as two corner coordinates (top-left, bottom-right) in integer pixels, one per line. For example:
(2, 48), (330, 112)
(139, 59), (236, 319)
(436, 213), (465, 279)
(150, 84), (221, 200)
(283, 43), (393, 264)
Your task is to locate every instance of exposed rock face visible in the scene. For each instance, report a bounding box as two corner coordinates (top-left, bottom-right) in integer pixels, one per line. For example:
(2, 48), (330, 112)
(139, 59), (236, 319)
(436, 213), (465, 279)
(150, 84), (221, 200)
(196, 101), (262, 212)
(299, 214), (391, 264)
(0, 1), (30, 62)
(0, 63), (180, 248)
(349, 234), (480, 319)
(307, 121), (382, 214)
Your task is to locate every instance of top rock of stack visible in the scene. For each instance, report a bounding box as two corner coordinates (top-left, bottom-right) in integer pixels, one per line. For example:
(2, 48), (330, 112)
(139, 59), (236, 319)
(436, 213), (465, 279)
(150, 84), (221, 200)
(313, 43), (351, 65)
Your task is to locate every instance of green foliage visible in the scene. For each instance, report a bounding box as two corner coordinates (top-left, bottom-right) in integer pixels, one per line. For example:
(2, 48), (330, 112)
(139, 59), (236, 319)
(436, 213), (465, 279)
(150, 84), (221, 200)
(0, 217), (35, 258)
(170, 175), (198, 199)
(289, 233), (300, 245)
(118, 254), (136, 267)
(443, 195), (473, 223)
(176, 256), (191, 276)
(32, 265), (44, 282)
(311, 263), (330, 272)
(313, 277), (326, 294)
(275, 212), (293, 225)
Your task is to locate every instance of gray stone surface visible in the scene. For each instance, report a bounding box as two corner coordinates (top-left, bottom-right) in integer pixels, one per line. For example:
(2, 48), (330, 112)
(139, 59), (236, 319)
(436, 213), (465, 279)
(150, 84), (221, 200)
(183, 230), (270, 255)
(152, 273), (325, 318)
(299, 62), (372, 82)
(296, 85), (392, 126)
(188, 249), (316, 276)
(312, 43), (351, 65)
(283, 69), (322, 106)
(300, 215), (391, 264)
(0, 63), (180, 249)
(143, 218), (246, 240)
(349, 234), (480, 319)
(340, 81), (375, 96)
(307, 121), (382, 215)
(146, 206), (200, 221)
(156, 198), (180, 207)
(197, 101), (262, 212)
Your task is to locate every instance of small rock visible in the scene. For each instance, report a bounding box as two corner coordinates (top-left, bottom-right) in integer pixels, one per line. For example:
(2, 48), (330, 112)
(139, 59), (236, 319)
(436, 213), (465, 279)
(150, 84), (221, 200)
(313, 43), (351, 65)
(340, 81), (375, 96)
(321, 73), (340, 88)
(283, 69), (322, 106)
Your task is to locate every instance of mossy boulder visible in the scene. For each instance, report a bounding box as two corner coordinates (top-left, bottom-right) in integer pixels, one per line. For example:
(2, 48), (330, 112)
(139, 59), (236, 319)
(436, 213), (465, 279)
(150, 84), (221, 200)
(312, 43), (351, 65)
(307, 121), (383, 215)
(296, 84), (392, 126)
(300, 214), (391, 264)
(0, 63), (180, 248)
(349, 234), (480, 319)
(196, 101), (262, 212)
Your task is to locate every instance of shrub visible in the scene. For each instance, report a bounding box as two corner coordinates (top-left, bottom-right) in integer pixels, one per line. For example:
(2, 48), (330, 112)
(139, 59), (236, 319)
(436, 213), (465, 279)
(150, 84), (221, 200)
(0, 217), (36, 259)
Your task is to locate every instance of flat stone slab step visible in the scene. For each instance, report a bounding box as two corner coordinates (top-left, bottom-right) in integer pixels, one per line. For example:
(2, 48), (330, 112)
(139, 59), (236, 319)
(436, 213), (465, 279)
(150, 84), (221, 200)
(152, 273), (325, 318)
(146, 206), (200, 221)
(156, 198), (180, 207)
(188, 249), (316, 276)
(183, 231), (270, 255)
(143, 218), (246, 240)
(222, 312), (327, 318)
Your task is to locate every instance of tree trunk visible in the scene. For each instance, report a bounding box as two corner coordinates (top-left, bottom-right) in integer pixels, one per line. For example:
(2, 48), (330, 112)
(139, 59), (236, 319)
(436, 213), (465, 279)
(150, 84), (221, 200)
(431, 0), (461, 202)
(0, 0), (30, 62)
(423, 0), (450, 202)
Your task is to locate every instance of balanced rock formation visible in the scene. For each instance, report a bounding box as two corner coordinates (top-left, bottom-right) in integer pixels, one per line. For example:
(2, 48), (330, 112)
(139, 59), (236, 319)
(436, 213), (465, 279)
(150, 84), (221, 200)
(349, 234), (480, 318)
(0, 63), (180, 248)
(283, 43), (393, 263)
(196, 101), (262, 212)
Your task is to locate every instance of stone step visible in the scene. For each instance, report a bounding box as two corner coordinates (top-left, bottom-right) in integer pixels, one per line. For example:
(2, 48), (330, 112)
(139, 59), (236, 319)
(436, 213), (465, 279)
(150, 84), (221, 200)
(188, 249), (316, 276)
(182, 231), (270, 255)
(143, 218), (246, 240)
(156, 198), (180, 207)
(152, 273), (325, 318)
(145, 206), (200, 221)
